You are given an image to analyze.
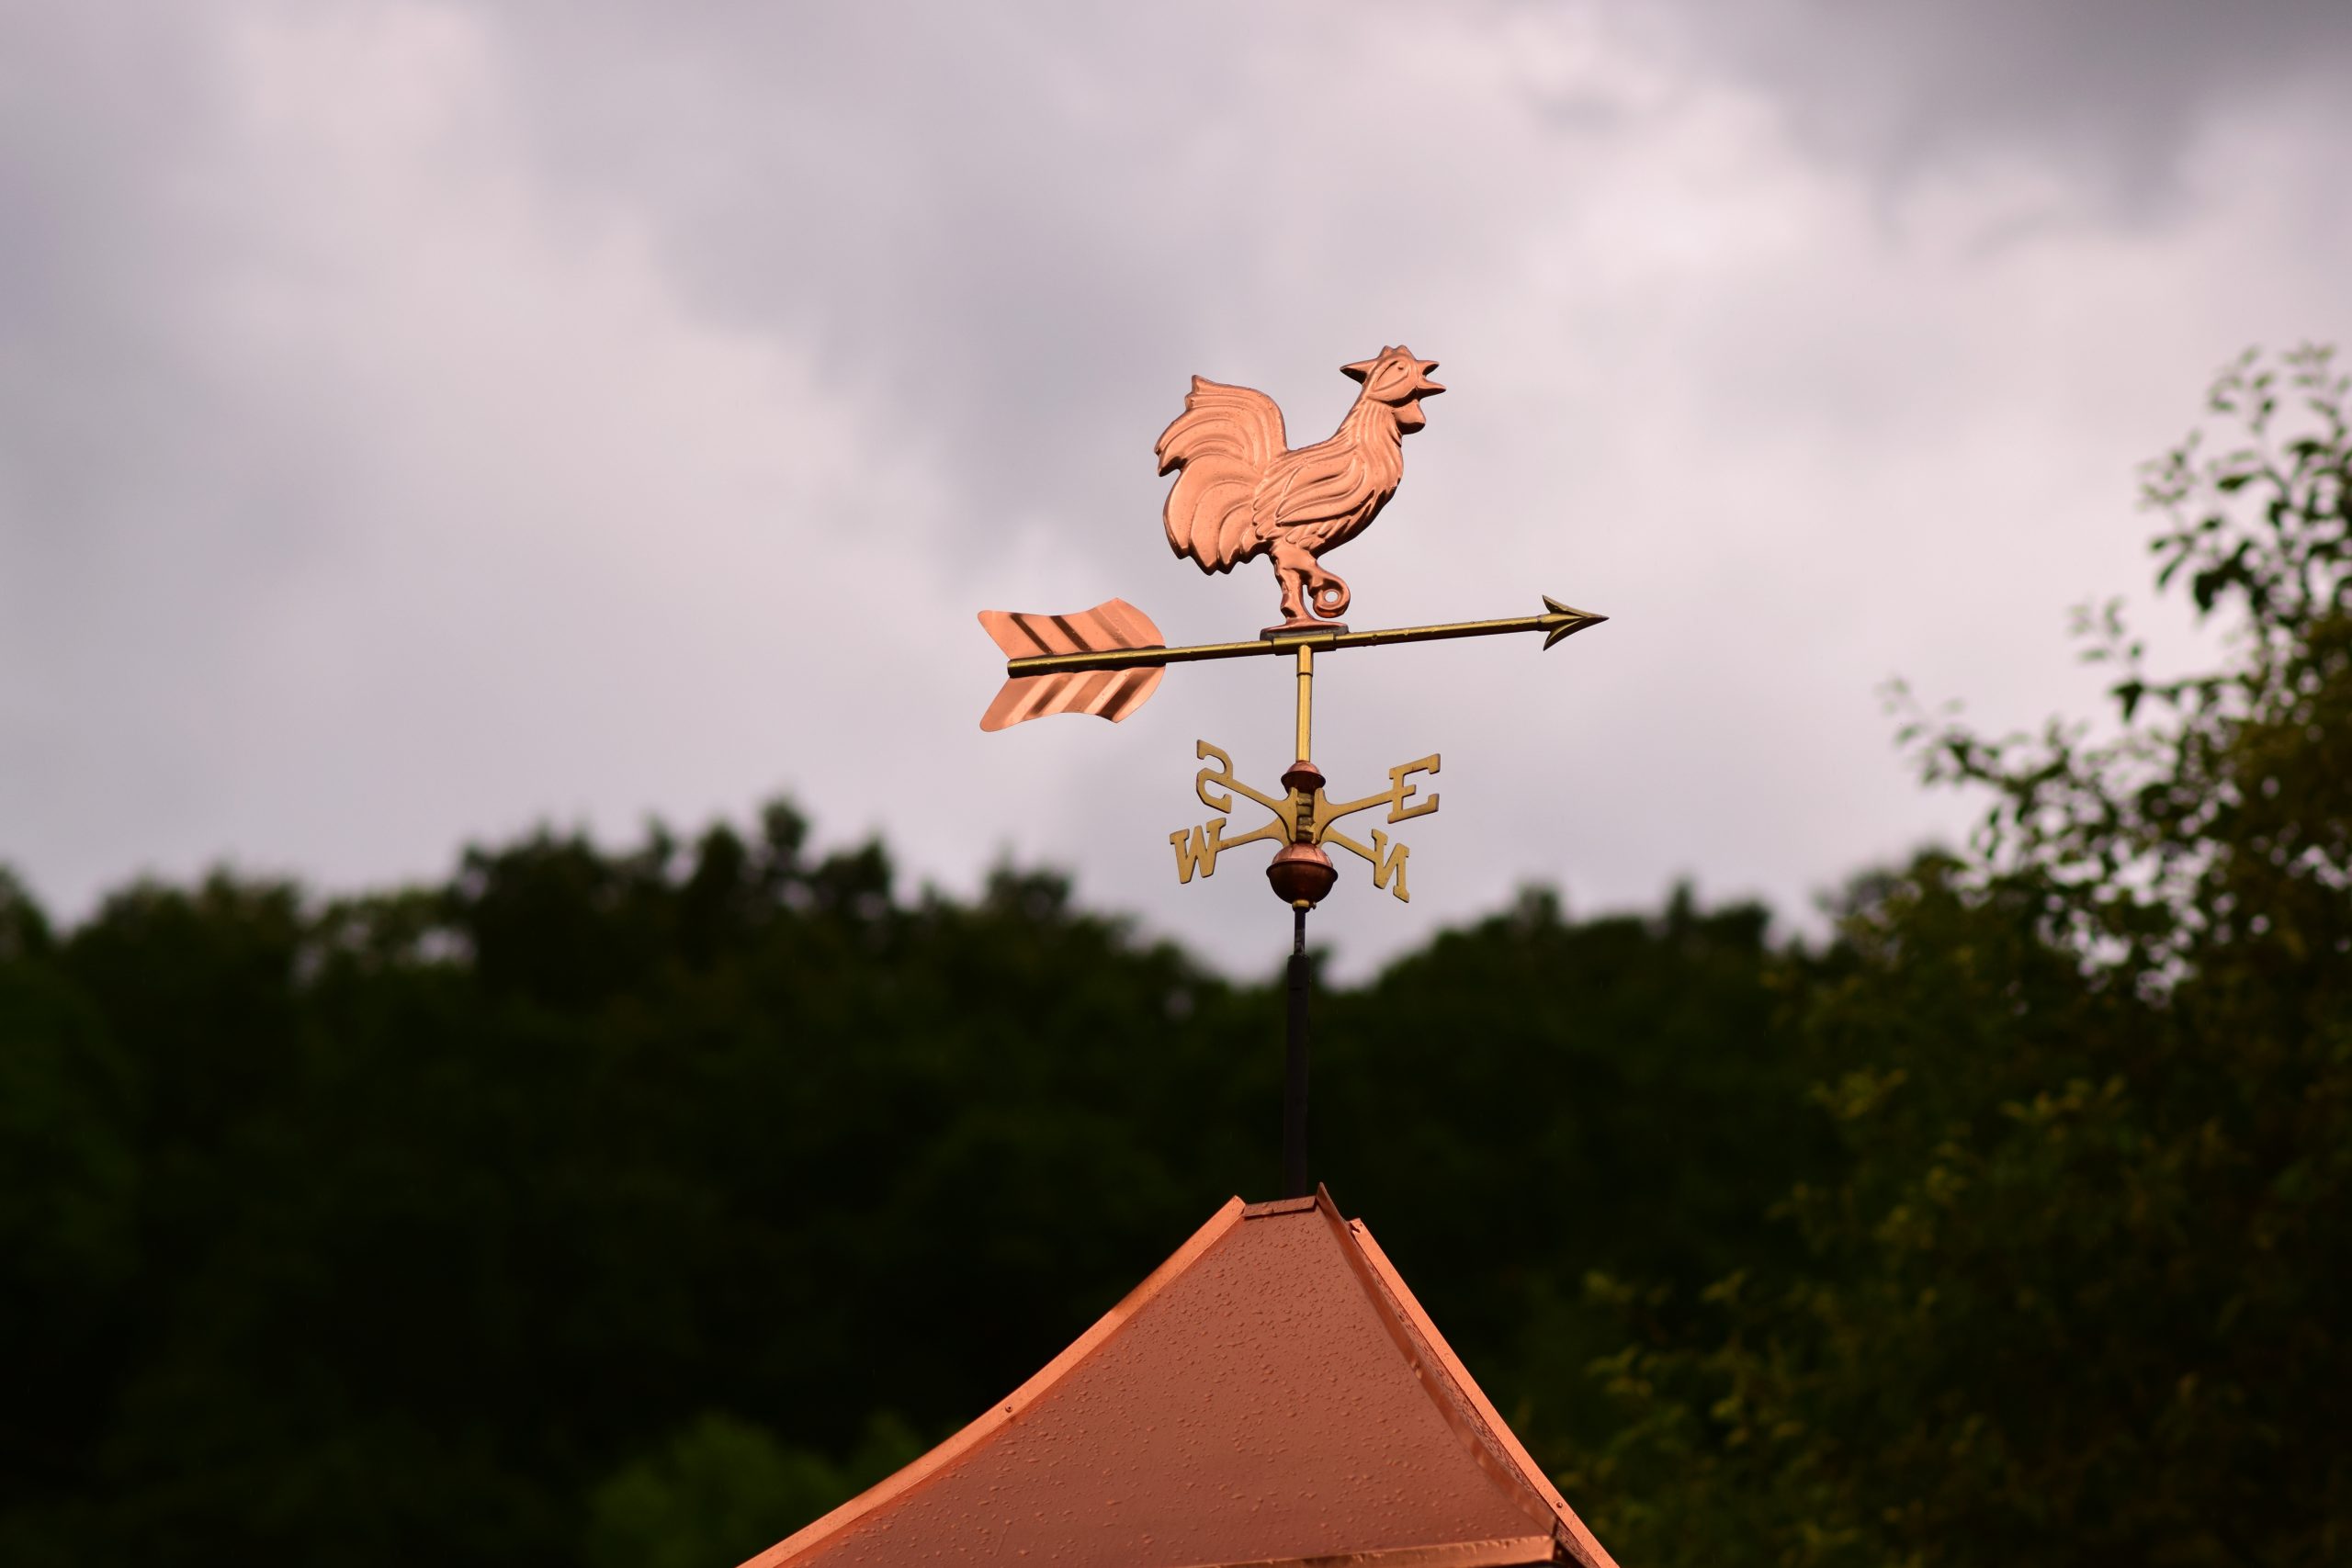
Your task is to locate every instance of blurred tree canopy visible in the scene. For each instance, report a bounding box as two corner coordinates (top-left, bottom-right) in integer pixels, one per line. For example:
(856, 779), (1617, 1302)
(0, 796), (1798, 1568)
(0, 348), (2342, 1568)
(1576, 345), (2350, 1567)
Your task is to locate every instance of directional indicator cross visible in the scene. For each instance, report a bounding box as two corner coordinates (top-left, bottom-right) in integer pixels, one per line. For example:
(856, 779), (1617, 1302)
(978, 595), (1604, 908)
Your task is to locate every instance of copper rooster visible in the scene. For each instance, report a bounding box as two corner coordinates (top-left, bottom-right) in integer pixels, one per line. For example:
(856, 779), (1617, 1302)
(1156, 345), (1443, 627)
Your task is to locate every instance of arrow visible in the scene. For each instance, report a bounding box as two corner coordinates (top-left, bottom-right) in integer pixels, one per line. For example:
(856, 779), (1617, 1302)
(978, 595), (1606, 728)
(1001, 595), (1605, 676)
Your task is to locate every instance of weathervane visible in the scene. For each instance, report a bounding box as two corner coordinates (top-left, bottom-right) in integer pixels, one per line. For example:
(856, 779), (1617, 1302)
(978, 346), (1606, 1197)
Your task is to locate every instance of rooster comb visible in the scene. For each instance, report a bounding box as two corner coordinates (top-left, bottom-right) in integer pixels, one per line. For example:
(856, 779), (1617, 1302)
(1340, 344), (1442, 394)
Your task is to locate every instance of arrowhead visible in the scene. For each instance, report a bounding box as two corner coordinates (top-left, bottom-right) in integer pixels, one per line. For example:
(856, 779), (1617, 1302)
(1539, 595), (1608, 650)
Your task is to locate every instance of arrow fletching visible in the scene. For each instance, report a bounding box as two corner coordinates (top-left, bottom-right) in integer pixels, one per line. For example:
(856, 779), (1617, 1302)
(978, 599), (1168, 731)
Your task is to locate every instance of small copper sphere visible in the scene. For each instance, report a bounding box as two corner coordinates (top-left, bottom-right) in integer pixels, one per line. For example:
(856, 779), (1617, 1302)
(1266, 841), (1337, 907)
(1281, 759), (1326, 795)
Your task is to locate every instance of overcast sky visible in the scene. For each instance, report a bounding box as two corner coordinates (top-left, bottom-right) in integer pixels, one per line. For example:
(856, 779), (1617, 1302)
(4, 0), (2347, 976)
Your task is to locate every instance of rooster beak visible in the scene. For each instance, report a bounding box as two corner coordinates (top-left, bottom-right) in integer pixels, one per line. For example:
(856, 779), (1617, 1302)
(1415, 361), (1444, 397)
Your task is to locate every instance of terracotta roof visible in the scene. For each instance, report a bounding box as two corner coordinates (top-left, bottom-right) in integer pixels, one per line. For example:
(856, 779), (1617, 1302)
(741, 1189), (1620, 1568)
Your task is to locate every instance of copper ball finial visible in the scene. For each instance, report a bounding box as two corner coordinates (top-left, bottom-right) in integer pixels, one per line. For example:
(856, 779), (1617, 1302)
(1267, 841), (1337, 908)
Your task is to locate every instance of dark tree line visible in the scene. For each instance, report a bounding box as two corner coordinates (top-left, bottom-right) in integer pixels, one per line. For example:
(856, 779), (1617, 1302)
(2, 349), (2343, 1567)
(1576, 345), (2352, 1567)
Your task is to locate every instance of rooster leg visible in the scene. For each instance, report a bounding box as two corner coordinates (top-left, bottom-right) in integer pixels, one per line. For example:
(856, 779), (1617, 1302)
(1302, 561), (1350, 620)
(1268, 540), (1316, 626)
(1272, 541), (1350, 621)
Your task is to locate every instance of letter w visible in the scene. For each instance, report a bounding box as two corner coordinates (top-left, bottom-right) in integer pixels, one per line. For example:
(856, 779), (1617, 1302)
(1170, 820), (1227, 884)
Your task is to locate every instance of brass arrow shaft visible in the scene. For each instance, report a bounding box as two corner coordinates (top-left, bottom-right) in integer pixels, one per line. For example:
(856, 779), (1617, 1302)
(1003, 598), (1607, 677)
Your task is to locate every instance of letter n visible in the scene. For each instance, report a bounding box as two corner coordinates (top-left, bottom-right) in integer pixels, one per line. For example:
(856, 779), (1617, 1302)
(1369, 829), (1410, 902)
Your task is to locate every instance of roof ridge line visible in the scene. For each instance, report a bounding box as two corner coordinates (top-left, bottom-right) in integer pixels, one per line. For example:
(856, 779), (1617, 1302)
(1330, 1199), (1622, 1568)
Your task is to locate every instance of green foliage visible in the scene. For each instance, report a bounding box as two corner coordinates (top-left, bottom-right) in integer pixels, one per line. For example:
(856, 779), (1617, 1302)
(582, 1414), (922, 1568)
(1317, 885), (1816, 1454)
(0, 801), (1801, 1564)
(1577, 346), (2352, 1567)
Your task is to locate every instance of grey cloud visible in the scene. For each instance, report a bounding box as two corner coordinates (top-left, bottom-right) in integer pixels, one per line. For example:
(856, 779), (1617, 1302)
(457, 0), (2352, 584)
(458, 1), (1555, 580)
(1623, 0), (2352, 209)
(3, 7), (233, 559)
(1, 0), (2346, 979)
(0, 6), (356, 863)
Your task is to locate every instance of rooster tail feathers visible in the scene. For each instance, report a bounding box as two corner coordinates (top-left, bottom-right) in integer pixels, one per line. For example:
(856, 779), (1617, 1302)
(1163, 464), (1258, 571)
(1154, 378), (1286, 472)
(1155, 378), (1285, 572)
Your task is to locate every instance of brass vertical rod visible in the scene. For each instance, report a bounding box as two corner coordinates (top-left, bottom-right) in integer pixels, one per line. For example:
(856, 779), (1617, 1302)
(1283, 643), (1317, 1198)
(1294, 643), (1313, 766)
